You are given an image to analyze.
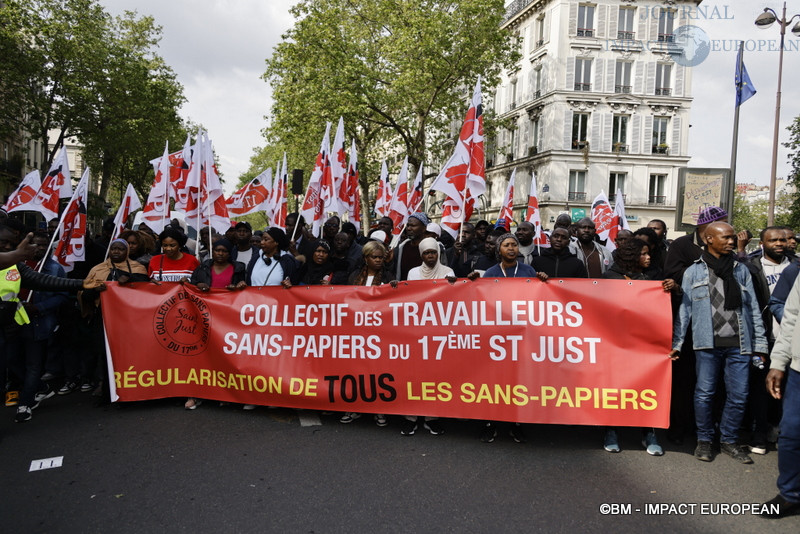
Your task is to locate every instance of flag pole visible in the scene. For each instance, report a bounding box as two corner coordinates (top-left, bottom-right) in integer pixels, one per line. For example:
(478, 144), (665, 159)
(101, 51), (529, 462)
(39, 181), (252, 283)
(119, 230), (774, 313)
(728, 40), (744, 225)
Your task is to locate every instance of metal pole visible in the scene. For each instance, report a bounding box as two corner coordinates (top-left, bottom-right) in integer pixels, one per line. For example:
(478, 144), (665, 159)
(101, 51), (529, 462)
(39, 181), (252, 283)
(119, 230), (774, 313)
(729, 41), (744, 226)
(767, 2), (786, 226)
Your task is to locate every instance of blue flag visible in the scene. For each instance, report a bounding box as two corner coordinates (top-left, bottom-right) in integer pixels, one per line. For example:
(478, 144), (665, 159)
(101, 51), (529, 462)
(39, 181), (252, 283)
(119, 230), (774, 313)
(735, 48), (756, 107)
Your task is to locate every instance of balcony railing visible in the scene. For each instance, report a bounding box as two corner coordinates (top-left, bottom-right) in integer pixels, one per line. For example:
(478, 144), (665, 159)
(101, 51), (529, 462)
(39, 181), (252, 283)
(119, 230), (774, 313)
(655, 87), (672, 96)
(612, 144), (628, 153)
(615, 85), (632, 94)
(528, 146), (539, 157)
(568, 191), (587, 202)
(534, 89), (541, 98)
(657, 33), (674, 42)
(572, 140), (588, 150)
(536, 39), (544, 47)
(609, 193), (627, 202)
(574, 83), (591, 91)
(577, 28), (594, 37)
(648, 195), (666, 205)
(617, 31), (635, 40)
(652, 145), (669, 155)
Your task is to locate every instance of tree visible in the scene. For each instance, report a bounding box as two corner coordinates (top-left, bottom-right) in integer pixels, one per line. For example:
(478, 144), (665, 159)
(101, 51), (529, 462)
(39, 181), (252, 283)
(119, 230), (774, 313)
(263, 0), (519, 229)
(0, 0), (186, 207)
(785, 114), (800, 229)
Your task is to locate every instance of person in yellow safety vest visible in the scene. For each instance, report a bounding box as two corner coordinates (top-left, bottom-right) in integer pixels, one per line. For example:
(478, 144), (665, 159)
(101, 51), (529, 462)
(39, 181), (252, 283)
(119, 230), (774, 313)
(0, 223), (105, 423)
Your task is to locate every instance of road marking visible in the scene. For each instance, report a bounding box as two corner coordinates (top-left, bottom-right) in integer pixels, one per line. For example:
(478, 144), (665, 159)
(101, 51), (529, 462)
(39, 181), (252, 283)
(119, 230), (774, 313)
(297, 411), (322, 427)
(30, 456), (63, 472)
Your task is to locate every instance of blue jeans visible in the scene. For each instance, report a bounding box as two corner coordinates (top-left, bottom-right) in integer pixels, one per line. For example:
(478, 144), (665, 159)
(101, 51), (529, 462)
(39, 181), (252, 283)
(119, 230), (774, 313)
(694, 347), (749, 443)
(778, 368), (800, 503)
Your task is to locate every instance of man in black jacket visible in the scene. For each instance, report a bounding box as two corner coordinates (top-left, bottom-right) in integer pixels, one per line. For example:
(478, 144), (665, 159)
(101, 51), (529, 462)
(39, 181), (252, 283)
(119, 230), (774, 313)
(531, 228), (587, 278)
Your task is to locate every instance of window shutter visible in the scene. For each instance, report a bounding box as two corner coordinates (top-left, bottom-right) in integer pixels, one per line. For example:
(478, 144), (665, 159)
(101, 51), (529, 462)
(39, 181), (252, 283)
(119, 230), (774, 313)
(609, 6), (618, 38)
(564, 110), (574, 150)
(591, 112), (601, 150)
(566, 58), (575, 90)
(597, 5), (607, 38)
(603, 114), (613, 152)
(638, 8), (648, 40)
(644, 116), (654, 153)
(674, 64), (684, 97)
(606, 60), (615, 93)
(631, 115), (641, 154)
(634, 61), (644, 93)
(569, 2), (578, 36)
(593, 58), (604, 92)
(650, 7), (660, 41)
(544, 13), (551, 44)
(646, 62), (656, 95)
(671, 116), (681, 155)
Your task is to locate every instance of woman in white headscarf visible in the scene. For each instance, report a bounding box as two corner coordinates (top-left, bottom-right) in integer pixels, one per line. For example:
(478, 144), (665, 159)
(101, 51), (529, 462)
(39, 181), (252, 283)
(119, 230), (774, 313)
(406, 237), (455, 281)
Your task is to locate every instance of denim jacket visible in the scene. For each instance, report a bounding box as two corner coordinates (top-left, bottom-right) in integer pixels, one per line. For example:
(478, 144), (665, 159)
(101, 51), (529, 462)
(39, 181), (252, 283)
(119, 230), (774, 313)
(672, 257), (768, 355)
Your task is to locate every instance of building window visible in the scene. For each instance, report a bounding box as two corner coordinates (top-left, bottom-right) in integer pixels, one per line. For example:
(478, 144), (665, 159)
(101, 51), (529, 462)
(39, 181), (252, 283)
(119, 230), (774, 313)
(652, 117), (670, 153)
(572, 113), (590, 149)
(574, 58), (592, 91)
(612, 115), (628, 152)
(509, 80), (517, 110)
(615, 61), (632, 93)
(577, 5), (595, 37)
(658, 9), (676, 42)
(655, 63), (672, 96)
(534, 67), (542, 98)
(529, 117), (540, 155)
(536, 15), (545, 47)
(649, 174), (666, 204)
(609, 172), (626, 201)
(618, 7), (636, 40)
(569, 170), (587, 201)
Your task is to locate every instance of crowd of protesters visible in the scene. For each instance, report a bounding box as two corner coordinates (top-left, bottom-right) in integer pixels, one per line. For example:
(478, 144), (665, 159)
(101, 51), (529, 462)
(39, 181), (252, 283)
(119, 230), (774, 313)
(1, 204), (799, 518)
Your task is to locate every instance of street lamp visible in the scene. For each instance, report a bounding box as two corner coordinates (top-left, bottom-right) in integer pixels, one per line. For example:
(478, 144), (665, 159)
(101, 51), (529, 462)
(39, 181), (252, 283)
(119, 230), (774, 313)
(755, 3), (800, 226)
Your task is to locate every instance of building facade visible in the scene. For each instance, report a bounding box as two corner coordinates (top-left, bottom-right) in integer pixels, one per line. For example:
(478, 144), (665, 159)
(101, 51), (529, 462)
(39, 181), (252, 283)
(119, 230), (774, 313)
(486, 0), (701, 230)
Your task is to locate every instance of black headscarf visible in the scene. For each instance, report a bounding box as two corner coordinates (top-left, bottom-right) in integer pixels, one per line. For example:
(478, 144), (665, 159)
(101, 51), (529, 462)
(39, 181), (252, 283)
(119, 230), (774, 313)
(702, 251), (742, 310)
(301, 241), (335, 285)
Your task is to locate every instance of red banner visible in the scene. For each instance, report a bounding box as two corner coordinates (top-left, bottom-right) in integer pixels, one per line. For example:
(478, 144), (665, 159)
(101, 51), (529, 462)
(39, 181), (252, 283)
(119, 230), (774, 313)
(102, 279), (672, 427)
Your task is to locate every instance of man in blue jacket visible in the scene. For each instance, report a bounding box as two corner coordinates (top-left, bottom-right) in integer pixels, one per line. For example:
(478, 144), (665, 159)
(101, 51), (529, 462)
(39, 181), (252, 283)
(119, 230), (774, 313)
(670, 222), (768, 464)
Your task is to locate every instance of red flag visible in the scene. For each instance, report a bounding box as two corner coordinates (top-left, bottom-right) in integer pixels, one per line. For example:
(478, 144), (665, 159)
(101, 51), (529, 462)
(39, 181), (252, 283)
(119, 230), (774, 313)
(345, 141), (361, 232)
(142, 143), (172, 234)
(301, 122), (332, 237)
(28, 147), (72, 222)
(526, 171), (549, 247)
(373, 160), (393, 218)
(330, 117), (347, 216)
(590, 191), (615, 249)
(227, 169), (273, 218)
(408, 163), (424, 214)
(606, 189), (631, 250)
(197, 134), (230, 235)
(270, 153), (288, 231)
(110, 184), (142, 242)
(3, 170), (41, 213)
(429, 78), (485, 237)
(53, 168), (89, 272)
(388, 157), (410, 236)
(497, 168), (516, 231)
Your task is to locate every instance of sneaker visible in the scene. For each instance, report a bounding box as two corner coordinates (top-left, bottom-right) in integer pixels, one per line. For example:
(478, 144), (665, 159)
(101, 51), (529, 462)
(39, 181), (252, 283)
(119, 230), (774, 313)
(749, 432), (768, 455)
(761, 494), (800, 519)
(5, 390), (19, 407)
(424, 419), (445, 435)
(339, 412), (361, 424)
(40, 372), (57, 381)
(58, 381), (78, 395)
(642, 431), (664, 456)
(480, 423), (498, 443)
(34, 386), (55, 405)
(80, 382), (95, 393)
(603, 429), (620, 453)
(509, 423), (527, 443)
(400, 419), (417, 436)
(15, 405), (32, 423)
(374, 414), (388, 427)
(242, 404), (256, 411)
(695, 440), (713, 462)
(721, 442), (753, 464)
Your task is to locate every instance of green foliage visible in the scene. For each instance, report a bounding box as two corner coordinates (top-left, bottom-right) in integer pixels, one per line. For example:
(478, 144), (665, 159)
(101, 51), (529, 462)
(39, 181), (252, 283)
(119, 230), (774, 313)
(732, 190), (794, 234)
(0, 0), (186, 210)
(263, 0), (519, 229)
(785, 115), (800, 229)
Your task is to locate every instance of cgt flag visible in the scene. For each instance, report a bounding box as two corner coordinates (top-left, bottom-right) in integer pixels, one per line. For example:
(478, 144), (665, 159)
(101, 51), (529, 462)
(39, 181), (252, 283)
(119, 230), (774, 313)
(374, 160), (393, 218)
(3, 170), (42, 213)
(271, 153), (289, 231)
(109, 183), (142, 244)
(388, 157), (410, 236)
(141, 143), (172, 234)
(497, 168), (516, 231)
(227, 169), (273, 218)
(590, 191), (615, 250)
(301, 122), (332, 237)
(526, 171), (549, 247)
(53, 168), (89, 272)
(28, 147), (72, 222)
(344, 141), (361, 232)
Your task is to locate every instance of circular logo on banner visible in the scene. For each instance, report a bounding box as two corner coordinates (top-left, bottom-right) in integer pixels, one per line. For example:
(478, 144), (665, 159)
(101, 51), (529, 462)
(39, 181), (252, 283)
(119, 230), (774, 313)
(153, 290), (211, 356)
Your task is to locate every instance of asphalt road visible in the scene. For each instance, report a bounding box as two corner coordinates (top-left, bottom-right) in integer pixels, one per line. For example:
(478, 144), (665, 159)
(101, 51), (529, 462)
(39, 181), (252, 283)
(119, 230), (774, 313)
(0, 391), (796, 533)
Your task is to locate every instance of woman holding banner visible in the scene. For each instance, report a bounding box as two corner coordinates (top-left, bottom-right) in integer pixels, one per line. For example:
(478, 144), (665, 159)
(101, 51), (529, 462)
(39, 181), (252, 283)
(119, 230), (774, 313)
(339, 240), (396, 427)
(148, 227), (199, 282)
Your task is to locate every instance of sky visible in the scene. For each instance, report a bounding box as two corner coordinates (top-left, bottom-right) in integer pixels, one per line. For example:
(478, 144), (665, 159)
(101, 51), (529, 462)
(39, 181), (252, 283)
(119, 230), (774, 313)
(99, 0), (800, 195)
